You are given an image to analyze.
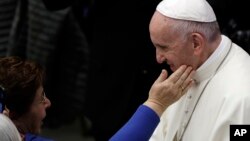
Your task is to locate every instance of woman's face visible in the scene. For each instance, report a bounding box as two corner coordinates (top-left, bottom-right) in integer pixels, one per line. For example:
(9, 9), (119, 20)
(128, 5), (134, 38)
(21, 86), (51, 134)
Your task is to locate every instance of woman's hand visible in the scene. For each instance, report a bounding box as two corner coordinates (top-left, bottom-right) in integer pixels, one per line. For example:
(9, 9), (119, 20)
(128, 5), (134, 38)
(144, 65), (195, 116)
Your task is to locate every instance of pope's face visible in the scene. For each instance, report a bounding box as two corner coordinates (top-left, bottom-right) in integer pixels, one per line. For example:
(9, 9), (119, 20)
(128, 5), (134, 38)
(149, 12), (196, 71)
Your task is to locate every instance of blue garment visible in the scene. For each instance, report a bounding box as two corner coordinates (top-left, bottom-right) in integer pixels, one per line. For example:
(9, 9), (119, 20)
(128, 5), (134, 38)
(109, 105), (160, 141)
(25, 133), (54, 141)
(0, 86), (5, 113)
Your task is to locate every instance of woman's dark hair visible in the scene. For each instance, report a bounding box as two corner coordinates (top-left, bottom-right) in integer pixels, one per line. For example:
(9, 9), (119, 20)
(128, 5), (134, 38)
(0, 56), (44, 119)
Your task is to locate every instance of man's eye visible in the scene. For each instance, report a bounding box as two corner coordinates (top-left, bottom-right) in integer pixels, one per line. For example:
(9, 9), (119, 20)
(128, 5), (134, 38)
(158, 45), (169, 50)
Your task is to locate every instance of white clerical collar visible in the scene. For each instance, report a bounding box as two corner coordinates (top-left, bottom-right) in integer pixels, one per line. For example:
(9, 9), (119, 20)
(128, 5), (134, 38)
(194, 35), (232, 82)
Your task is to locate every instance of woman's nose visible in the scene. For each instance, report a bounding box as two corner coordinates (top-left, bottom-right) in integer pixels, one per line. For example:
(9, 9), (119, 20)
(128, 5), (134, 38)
(44, 97), (51, 108)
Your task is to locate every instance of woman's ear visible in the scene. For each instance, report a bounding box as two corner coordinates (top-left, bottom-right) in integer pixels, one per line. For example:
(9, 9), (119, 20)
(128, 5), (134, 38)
(191, 33), (204, 56)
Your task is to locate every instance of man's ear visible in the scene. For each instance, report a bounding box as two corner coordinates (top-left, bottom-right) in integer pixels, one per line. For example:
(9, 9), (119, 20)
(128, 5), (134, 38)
(191, 33), (204, 56)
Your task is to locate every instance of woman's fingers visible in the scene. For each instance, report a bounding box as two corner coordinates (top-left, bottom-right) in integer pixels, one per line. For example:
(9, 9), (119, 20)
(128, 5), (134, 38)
(168, 65), (187, 83)
(175, 66), (193, 88)
(154, 69), (168, 84)
(166, 65), (195, 95)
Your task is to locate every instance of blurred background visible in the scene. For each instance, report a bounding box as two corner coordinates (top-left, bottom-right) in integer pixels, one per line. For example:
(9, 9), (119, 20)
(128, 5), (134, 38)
(0, 0), (249, 141)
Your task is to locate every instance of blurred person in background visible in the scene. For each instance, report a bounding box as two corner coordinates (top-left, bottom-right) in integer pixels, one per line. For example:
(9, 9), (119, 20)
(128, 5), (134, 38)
(0, 0), (89, 131)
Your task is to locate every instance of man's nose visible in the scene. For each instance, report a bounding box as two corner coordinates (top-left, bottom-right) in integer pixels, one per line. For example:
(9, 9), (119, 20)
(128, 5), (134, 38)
(156, 51), (165, 64)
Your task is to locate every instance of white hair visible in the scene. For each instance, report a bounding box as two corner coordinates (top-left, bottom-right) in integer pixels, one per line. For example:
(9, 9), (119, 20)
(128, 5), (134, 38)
(0, 114), (22, 141)
(166, 17), (221, 43)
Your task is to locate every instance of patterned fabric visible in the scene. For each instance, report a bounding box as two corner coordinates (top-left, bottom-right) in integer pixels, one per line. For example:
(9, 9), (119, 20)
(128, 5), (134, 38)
(0, 0), (17, 56)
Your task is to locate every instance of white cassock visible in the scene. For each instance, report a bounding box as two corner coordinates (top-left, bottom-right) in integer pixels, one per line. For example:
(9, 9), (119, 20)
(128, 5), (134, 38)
(149, 35), (250, 141)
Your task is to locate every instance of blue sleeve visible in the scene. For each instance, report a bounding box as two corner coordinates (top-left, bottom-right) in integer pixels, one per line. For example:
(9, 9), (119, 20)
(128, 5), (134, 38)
(25, 133), (54, 141)
(109, 105), (160, 141)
